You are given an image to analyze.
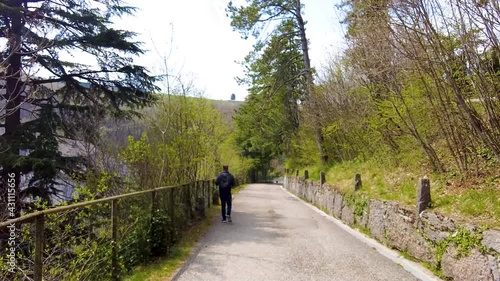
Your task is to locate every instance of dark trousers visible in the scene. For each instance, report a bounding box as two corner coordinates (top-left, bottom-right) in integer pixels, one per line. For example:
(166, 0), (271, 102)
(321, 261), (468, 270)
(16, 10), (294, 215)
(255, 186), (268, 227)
(220, 191), (232, 220)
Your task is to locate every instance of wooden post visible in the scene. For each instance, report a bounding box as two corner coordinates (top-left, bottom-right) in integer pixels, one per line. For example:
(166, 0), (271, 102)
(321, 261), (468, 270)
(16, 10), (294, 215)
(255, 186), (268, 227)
(417, 176), (431, 215)
(354, 174), (362, 191)
(192, 183), (197, 217)
(151, 190), (157, 216)
(34, 214), (44, 281)
(150, 190), (157, 246)
(196, 197), (206, 218)
(196, 181), (200, 201)
(212, 180), (220, 206)
(185, 184), (192, 219)
(320, 171), (325, 186)
(183, 185), (188, 220)
(169, 188), (175, 225)
(192, 184), (196, 218)
(296, 170), (299, 177)
(205, 180), (211, 208)
(111, 199), (119, 281)
(304, 170), (309, 180)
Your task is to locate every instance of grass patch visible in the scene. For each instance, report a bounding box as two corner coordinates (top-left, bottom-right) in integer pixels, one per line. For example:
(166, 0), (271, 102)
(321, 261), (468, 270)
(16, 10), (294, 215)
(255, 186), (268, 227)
(400, 250), (445, 278)
(125, 184), (248, 281)
(294, 151), (500, 228)
(458, 188), (500, 219)
(232, 184), (247, 194)
(299, 165), (323, 180)
(353, 224), (371, 236)
(322, 158), (420, 206)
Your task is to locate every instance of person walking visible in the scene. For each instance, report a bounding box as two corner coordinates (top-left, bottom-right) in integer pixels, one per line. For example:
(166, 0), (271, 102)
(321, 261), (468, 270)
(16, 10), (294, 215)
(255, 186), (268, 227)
(215, 165), (236, 223)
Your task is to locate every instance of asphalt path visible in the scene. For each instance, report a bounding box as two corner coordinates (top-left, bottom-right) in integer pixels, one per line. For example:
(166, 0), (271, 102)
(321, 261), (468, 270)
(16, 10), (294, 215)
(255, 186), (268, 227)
(173, 184), (437, 281)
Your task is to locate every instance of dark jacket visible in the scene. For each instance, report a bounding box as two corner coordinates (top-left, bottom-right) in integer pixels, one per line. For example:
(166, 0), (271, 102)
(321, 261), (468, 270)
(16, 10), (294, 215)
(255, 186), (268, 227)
(215, 171), (235, 193)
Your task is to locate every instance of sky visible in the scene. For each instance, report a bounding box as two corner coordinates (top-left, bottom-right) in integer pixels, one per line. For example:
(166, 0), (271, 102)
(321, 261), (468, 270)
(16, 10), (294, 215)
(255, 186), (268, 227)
(115, 0), (347, 101)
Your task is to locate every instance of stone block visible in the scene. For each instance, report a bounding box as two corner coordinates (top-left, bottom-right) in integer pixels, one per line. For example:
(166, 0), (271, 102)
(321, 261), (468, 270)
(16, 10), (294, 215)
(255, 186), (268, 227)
(384, 204), (435, 265)
(418, 211), (456, 243)
(368, 199), (387, 242)
(333, 192), (343, 219)
(326, 190), (335, 215)
(482, 230), (500, 254)
(488, 255), (500, 281)
(442, 246), (497, 281)
(342, 204), (355, 226)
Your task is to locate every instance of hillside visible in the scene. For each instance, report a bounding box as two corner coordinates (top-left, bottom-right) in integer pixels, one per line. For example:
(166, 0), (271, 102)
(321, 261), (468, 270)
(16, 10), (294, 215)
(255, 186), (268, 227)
(208, 99), (244, 129)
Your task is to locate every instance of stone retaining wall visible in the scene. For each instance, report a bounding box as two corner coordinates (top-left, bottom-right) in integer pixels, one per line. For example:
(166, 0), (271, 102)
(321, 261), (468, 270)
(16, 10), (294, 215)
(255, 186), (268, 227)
(283, 176), (500, 281)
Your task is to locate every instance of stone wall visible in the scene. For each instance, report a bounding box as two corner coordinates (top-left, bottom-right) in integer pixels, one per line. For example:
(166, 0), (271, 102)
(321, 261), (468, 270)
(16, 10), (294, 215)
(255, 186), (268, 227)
(283, 176), (500, 281)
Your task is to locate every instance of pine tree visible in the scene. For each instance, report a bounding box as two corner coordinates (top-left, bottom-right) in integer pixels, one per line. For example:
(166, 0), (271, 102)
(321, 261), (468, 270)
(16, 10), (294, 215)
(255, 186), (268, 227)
(0, 0), (158, 210)
(232, 19), (304, 176)
(227, 0), (328, 165)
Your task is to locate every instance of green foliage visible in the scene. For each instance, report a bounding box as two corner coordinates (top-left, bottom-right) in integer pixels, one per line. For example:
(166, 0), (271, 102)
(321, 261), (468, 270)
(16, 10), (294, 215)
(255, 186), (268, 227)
(227, 0), (298, 40)
(343, 191), (369, 216)
(1, 0), (158, 203)
(286, 125), (321, 169)
(458, 188), (500, 221)
(355, 225), (371, 236)
(432, 227), (488, 270)
(232, 18), (304, 153)
(228, 0), (309, 176)
(452, 228), (486, 257)
(219, 134), (253, 180)
(118, 95), (241, 190)
(124, 207), (222, 281)
(120, 208), (154, 271)
(0, 181), (221, 281)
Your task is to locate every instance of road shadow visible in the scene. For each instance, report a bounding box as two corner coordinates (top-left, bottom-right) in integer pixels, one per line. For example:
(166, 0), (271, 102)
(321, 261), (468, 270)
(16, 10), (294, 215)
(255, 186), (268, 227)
(172, 199), (288, 280)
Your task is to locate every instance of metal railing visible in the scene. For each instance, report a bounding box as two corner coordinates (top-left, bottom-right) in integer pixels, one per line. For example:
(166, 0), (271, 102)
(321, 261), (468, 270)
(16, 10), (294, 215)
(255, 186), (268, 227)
(0, 180), (218, 281)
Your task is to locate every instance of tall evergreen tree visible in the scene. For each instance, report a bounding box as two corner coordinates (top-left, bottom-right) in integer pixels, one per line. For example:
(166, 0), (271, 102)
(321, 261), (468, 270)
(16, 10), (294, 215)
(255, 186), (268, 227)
(227, 0), (328, 165)
(232, 20), (304, 176)
(0, 0), (158, 210)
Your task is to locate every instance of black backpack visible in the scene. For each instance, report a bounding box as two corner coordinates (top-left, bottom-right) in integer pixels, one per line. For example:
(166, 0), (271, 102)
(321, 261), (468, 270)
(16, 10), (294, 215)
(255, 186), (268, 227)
(220, 173), (231, 191)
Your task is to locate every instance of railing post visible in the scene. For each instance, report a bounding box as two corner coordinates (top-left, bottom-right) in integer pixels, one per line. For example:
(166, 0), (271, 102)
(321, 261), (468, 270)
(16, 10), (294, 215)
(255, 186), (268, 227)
(212, 180), (220, 206)
(304, 170), (309, 180)
(151, 190), (157, 216)
(111, 199), (119, 281)
(184, 184), (191, 220)
(188, 184), (193, 219)
(195, 181), (199, 201)
(169, 188), (175, 225)
(150, 189), (157, 238)
(320, 171), (325, 186)
(196, 196), (206, 218)
(34, 214), (44, 281)
(206, 180), (211, 208)
(196, 181), (200, 213)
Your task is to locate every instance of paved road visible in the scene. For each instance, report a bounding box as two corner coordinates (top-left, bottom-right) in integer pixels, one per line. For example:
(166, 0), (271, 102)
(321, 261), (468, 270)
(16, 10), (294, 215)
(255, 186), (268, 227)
(173, 184), (424, 281)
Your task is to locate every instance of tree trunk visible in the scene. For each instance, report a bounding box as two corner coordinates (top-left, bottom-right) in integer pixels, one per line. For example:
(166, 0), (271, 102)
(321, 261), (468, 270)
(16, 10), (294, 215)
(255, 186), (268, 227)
(1, 0), (23, 246)
(295, 0), (328, 165)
